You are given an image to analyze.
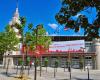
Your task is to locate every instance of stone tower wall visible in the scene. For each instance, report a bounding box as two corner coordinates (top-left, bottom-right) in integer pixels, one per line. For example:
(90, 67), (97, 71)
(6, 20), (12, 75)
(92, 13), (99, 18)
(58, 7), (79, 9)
(93, 39), (100, 69)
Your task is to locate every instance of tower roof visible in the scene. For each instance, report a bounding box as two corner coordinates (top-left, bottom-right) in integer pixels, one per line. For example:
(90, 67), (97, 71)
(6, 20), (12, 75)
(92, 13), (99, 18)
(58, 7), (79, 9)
(9, 0), (20, 25)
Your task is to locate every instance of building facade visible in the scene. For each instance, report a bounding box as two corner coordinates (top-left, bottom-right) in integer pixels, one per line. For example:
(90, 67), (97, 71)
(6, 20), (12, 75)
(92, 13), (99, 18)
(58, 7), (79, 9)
(41, 36), (96, 69)
(3, 36), (98, 69)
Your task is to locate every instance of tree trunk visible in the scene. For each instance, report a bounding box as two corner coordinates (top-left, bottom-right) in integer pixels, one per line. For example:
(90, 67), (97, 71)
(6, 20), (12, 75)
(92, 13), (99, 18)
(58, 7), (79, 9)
(34, 57), (37, 80)
(6, 59), (10, 75)
(40, 56), (42, 76)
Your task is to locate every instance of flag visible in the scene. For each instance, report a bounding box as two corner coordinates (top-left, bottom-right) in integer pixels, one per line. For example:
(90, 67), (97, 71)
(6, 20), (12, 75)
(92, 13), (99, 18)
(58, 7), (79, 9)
(64, 27), (69, 31)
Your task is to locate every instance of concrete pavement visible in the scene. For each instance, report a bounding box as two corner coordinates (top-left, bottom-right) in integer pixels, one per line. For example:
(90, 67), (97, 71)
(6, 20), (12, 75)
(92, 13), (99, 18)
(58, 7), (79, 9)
(0, 67), (100, 80)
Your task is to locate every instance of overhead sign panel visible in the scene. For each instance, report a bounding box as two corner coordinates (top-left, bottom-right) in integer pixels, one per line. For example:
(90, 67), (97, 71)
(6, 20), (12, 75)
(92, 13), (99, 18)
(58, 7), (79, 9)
(49, 40), (85, 52)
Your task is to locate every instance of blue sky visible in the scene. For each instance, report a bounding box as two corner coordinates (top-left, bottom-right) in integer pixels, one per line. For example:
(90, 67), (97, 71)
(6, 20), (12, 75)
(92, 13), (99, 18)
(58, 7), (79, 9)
(0, 0), (97, 36)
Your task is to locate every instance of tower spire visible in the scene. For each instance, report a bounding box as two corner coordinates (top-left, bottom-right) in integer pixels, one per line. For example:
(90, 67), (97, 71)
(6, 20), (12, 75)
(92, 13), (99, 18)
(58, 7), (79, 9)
(14, 0), (19, 18)
(16, 0), (18, 8)
(9, 0), (20, 25)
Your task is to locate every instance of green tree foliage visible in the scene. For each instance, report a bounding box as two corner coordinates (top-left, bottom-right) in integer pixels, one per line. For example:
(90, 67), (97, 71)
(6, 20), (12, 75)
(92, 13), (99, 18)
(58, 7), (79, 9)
(14, 17), (26, 42)
(0, 32), (7, 54)
(55, 0), (100, 39)
(28, 23), (33, 30)
(19, 58), (23, 65)
(25, 24), (52, 52)
(0, 25), (19, 54)
(20, 16), (26, 27)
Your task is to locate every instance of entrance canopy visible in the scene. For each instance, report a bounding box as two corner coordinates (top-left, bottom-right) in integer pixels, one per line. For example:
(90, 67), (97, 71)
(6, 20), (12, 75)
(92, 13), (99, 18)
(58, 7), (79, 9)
(49, 40), (85, 52)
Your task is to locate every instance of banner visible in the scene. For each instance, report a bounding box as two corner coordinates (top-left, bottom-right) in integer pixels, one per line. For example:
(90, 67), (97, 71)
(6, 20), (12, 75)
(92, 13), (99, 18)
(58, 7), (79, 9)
(49, 40), (85, 52)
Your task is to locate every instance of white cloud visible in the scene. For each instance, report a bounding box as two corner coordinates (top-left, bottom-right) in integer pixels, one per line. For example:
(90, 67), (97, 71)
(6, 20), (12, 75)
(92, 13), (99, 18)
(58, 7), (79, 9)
(48, 23), (58, 30)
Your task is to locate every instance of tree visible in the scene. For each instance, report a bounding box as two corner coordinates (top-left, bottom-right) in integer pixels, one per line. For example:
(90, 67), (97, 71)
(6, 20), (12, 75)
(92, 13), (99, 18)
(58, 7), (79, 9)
(0, 25), (19, 54)
(0, 25), (19, 73)
(55, 0), (100, 39)
(24, 24), (52, 80)
(12, 16), (26, 78)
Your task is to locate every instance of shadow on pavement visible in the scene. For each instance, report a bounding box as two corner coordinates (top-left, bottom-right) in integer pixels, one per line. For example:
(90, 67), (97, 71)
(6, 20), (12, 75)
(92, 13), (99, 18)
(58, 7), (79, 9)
(56, 79), (69, 80)
(56, 78), (94, 80)
(1, 72), (16, 77)
(75, 78), (94, 80)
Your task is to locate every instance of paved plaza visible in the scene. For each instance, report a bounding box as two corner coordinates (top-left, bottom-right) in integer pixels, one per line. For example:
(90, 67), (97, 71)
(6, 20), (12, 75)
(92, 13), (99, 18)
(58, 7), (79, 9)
(0, 66), (100, 80)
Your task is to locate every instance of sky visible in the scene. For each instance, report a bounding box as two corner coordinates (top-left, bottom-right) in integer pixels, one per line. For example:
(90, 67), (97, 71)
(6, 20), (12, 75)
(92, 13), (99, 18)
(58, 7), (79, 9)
(0, 0), (97, 36)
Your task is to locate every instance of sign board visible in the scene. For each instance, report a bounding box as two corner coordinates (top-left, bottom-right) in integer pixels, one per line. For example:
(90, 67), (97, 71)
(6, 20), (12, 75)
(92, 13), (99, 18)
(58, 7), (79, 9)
(49, 40), (85, 52)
